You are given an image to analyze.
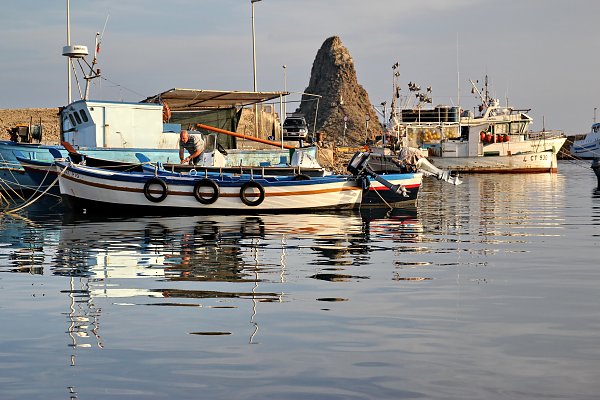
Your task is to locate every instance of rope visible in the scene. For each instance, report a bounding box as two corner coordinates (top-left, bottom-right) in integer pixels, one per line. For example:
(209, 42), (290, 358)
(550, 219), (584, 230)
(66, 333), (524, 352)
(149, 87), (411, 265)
(559, 150), (599, 171)
(369, 183), (394, 211)
(2, 164), (69, 214)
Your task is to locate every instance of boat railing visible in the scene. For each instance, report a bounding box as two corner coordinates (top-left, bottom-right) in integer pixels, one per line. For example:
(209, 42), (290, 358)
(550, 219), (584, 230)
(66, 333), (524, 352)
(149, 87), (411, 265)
(528, 130), (565, 140)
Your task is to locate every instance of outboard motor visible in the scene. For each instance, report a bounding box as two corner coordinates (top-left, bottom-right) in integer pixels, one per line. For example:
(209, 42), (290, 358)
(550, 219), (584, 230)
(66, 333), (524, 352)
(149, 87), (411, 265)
(348, 152), (408, 197)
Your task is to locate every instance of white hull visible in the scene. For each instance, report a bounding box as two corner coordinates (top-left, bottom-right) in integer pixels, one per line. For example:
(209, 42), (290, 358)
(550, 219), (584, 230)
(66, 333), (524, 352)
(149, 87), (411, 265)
(429, 150), (558, 173)
(56, 162), (363, 213)
(571, 124), (600, 159)
(391, 81), (566, 173)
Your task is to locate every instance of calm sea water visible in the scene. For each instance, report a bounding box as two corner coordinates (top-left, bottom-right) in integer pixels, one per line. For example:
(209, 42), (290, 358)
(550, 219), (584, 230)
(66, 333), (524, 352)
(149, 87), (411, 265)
(1, 161), (599, 400)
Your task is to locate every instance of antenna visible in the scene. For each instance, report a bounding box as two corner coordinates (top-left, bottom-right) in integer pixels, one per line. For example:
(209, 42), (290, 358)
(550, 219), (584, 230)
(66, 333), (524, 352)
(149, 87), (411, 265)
(456, 33), (460, 109)
(62, 2), (104, 102)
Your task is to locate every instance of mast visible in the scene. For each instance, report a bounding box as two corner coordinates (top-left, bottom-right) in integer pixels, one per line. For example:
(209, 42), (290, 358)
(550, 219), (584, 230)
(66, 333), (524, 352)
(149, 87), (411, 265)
(66, 0), (71, 104)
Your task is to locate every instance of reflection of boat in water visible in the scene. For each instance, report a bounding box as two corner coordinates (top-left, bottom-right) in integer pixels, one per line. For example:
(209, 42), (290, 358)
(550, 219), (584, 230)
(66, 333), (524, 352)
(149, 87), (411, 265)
(592, 158), (600, 187)
(50, 211), (428, 304)
(417, 169), (565, 240)
(52, 213), (375, 296)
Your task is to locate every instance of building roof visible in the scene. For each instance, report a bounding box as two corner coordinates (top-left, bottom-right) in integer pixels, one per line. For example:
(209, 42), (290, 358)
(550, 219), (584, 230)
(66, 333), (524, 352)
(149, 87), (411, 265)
(142, 88), (288, 111)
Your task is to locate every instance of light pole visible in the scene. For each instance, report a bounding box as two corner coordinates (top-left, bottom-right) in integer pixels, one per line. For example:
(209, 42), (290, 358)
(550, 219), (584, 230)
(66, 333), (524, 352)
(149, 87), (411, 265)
(381, 101), (387, 146)
(251, 0), (261, 136)
(365, 114), (371, 144)
(282, 65), (287, 119)
(251, 0), (261, 92)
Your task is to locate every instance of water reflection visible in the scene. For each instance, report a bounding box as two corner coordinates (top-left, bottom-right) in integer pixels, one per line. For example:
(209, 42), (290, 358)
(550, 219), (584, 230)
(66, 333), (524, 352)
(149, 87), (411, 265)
(4, 164), (598, 399)
(419, 172), (565, 241)
(48, 211), (425, 287)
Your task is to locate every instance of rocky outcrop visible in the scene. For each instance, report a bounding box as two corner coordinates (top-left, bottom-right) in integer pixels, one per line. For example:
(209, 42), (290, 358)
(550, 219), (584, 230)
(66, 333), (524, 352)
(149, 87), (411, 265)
(297, 36), (379, 146)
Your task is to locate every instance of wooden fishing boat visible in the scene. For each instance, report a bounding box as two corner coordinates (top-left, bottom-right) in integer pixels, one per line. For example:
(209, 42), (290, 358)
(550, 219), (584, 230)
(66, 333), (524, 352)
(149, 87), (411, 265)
(55, 152), (422, 214)
(55, 161), (363, 214)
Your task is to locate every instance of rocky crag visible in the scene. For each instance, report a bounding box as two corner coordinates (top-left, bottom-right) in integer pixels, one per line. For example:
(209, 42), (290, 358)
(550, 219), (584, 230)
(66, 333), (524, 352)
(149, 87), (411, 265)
(297, 36), (380, 147)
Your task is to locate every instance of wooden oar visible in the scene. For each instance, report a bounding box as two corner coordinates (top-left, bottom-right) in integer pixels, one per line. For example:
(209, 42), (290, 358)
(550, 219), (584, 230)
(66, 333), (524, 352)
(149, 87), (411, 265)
(196, 123), (296, 150)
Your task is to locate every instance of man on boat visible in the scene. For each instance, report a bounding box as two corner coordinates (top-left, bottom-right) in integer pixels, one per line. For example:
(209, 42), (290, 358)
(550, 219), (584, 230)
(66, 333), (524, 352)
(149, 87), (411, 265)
(179, 130), (206, 164)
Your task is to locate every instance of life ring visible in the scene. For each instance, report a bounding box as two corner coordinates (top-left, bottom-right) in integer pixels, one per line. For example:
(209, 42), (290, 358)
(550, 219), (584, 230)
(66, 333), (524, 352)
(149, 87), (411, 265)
(193, 178), (220, 204)
(143, 177), (168, 202)
(162, 102), (171, 122)
(240, 181), (265, 207)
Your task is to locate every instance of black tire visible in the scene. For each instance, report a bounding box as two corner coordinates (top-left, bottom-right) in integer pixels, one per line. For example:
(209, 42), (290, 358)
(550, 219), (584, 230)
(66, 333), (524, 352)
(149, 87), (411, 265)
(193, 178), (220, 204)
(240, 181), (265, 206)
(143, 177), (168, 203)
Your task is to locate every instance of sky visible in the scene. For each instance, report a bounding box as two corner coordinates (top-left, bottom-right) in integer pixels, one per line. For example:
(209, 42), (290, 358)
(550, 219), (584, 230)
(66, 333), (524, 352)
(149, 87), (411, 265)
(1, 0), (598, 135)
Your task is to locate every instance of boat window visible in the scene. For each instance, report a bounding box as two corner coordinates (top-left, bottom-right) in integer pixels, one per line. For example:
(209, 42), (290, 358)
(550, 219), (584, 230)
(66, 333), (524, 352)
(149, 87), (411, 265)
(79, 110), (89, 123)
(510, 122), (525, 134)
(494, 123), (508, 135)
(73, 112), (82, 125)
(68, 113), (76, 126)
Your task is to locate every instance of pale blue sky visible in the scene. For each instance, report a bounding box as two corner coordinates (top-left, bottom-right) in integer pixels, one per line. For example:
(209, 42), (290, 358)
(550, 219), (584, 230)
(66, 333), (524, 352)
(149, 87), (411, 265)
(1, 0), (598, 135)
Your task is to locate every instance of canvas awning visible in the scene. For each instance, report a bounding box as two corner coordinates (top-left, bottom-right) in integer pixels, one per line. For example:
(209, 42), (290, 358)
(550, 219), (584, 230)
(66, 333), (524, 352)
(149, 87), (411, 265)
(142, 88), (288, 111)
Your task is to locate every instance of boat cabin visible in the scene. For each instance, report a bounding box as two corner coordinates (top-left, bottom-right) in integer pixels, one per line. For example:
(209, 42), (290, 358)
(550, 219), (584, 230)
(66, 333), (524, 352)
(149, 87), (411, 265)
(60, 89), (287, 150)
(61, 100), (177, 149)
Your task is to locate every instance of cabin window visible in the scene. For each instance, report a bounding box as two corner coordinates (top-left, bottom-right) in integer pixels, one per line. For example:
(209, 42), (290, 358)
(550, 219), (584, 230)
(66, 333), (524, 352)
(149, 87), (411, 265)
(68, 114), (76, 126)
(73, 112), (82, 125)
(79, 110), (89, 123)
(510, 122), (526, 134)
(493, 123), (508, 135)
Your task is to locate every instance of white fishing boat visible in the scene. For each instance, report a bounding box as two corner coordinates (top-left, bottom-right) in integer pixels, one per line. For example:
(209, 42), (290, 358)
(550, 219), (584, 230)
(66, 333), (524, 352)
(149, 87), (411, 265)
(571, 122), (600, 159)
(388, 73), (566, 173)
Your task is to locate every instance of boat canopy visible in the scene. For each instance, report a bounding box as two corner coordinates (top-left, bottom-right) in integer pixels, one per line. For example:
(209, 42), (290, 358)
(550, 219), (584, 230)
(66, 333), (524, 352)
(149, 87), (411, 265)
(142, 88), (288, 111)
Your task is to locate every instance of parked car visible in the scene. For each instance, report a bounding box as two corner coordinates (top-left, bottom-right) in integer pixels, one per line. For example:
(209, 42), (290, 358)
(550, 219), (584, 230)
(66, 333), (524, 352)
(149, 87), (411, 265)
(282, 116), (309, 141)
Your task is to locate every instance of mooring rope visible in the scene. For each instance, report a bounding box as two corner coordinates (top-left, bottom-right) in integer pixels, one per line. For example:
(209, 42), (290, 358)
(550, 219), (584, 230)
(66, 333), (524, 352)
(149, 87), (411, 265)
(2, 163), (70, 214)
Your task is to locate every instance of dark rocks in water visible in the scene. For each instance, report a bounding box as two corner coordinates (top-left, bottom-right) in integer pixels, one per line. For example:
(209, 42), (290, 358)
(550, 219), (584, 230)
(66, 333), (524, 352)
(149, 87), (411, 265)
(298, 36), (380, 146)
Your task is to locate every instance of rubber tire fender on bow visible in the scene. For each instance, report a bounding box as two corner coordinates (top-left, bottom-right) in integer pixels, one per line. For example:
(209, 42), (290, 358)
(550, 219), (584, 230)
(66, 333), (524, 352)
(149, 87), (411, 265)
(143, 177), (168, 203)
(193, 178), (220, 204)
(239, 181), (265, 207)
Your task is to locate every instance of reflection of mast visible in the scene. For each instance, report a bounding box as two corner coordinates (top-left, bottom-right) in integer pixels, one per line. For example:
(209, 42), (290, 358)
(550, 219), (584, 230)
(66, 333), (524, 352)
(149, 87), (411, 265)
(279, 236), (287, 284)
(249, 238), (260, 344)
(64, 276), (103, 365)
(63, 275), (103, 400)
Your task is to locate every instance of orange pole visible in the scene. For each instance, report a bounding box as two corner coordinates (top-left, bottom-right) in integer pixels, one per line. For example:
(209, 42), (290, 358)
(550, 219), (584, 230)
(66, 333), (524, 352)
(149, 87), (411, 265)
(196, 123), (296, 150)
